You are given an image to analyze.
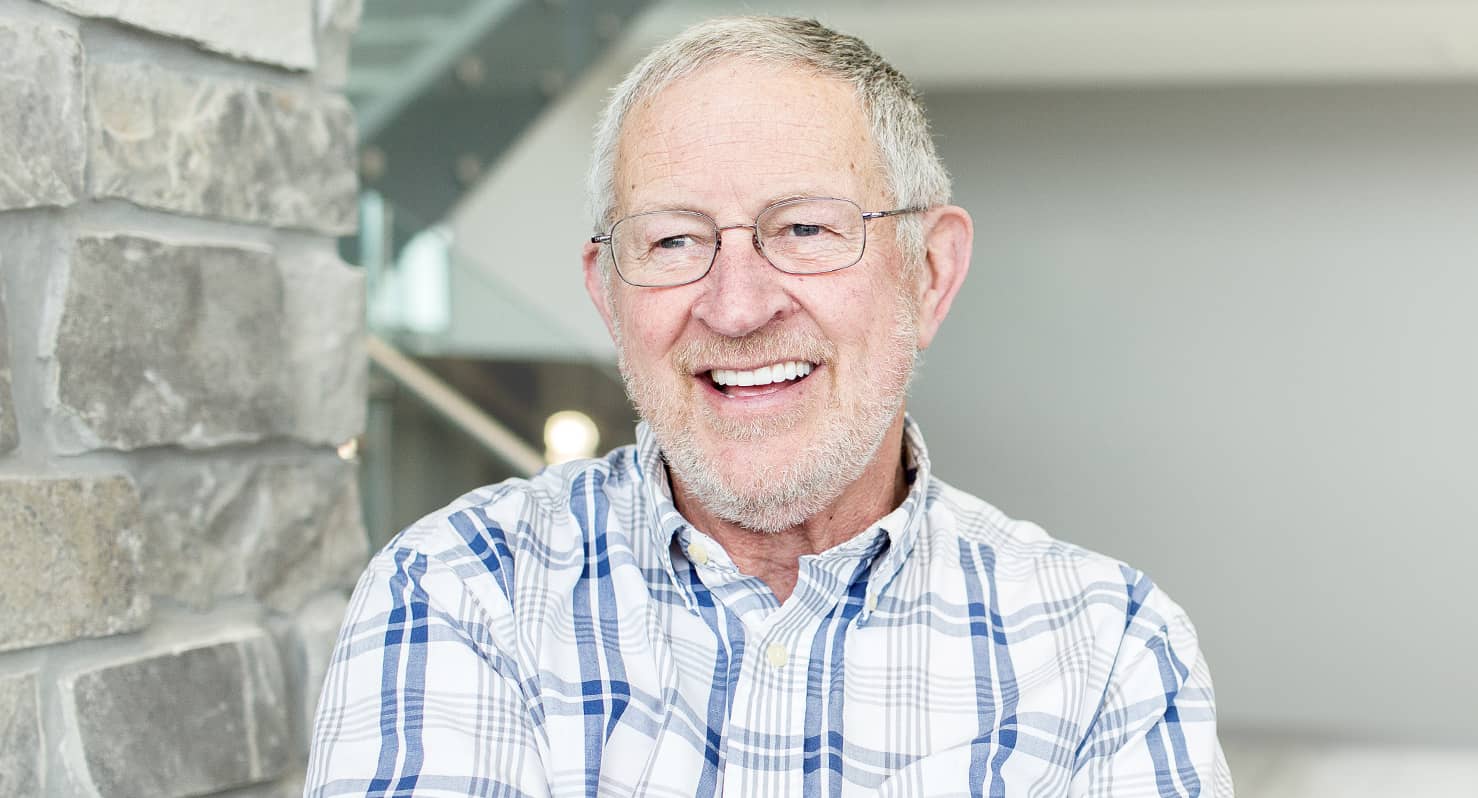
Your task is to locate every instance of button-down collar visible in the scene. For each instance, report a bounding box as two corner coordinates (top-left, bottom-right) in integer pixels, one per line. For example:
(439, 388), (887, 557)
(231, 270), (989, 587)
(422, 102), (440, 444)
(634, 415), (932, 623)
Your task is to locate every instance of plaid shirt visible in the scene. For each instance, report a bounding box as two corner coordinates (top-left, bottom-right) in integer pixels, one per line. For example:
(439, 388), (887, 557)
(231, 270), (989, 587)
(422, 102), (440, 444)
(307, 417), (1232, 797)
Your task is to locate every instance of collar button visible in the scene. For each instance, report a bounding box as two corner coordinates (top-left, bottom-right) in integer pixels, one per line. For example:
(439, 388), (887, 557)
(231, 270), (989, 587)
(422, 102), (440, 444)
(688, 541), (710, 566)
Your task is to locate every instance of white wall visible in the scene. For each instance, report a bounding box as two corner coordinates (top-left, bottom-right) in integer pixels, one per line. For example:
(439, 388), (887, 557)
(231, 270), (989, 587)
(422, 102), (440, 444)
(914, 84), (1478, 745)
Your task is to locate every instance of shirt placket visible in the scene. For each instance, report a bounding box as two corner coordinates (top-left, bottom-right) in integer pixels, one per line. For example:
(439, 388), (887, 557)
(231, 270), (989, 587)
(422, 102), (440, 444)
(719, 549), (882, 796)
(720, 601), (817, 797)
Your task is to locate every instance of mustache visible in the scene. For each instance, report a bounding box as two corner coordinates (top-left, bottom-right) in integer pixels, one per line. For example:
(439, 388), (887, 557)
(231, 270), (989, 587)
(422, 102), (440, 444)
(669, 327), (836, 374)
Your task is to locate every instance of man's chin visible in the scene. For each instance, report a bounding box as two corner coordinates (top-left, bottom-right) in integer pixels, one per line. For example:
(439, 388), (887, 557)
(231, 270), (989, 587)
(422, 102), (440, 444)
(673, 462), (824, 535)
(662, 418), (881, 534)
(681, 435), (785, 484)
(694, 404), (809, 445)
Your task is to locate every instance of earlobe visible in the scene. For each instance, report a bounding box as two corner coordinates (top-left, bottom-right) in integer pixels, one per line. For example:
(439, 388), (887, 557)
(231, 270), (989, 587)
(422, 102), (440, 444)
(914, 205), (973, 351)
(583, 242), (618, 339)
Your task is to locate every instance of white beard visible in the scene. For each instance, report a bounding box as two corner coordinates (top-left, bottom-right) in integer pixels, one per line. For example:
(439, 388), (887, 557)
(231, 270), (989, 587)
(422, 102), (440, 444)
(615, 291), (920, 534)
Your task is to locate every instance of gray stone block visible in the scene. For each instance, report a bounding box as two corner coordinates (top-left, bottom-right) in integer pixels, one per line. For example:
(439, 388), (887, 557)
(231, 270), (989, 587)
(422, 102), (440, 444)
(88, 62), (357, 234)
(316, 0), (362, 88)
(41, 0), (316, 70)
(51, 234), (288, 450)
(212, 771), (307, 798)
(0, 282), (16, 453)
(0, 476), (149, 653)
(0, 672), (41, 797)
(282, 250), (367, 445)
(50, 234), (369, 450)
(71, 632), (291, 797)
(139, 456), (367, 613)
(0, 20), (85, 211)
(290, 592), (349, 743)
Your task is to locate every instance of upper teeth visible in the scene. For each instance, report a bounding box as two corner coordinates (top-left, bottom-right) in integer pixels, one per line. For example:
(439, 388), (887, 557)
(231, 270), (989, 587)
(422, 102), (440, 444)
(711, 361), (813, 387)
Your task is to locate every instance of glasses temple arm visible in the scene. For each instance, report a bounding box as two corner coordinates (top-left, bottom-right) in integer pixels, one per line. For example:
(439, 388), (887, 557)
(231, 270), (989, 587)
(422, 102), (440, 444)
(863, 206), (930, 220)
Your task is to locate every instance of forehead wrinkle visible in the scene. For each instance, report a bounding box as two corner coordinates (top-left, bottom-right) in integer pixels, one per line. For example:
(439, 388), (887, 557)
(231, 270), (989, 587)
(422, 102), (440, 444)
(624, 131), (872, 214)
(614, 60), (886, 217)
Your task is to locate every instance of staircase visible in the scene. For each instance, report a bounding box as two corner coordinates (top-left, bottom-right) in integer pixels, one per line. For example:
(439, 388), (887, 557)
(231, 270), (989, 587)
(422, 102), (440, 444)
(338, 0), (651, 544)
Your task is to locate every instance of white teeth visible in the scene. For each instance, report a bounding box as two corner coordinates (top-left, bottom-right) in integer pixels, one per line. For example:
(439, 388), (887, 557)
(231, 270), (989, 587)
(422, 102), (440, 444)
(711, 360), (815, 388)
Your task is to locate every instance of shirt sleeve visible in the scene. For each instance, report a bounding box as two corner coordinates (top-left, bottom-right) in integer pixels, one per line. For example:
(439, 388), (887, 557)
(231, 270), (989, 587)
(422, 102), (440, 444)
(304, 544), (548, 798)
(1069, 585), (1235, 798)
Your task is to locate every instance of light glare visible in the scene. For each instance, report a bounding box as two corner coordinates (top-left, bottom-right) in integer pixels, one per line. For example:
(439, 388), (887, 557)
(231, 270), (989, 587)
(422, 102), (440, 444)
(544, 410), (599, 464)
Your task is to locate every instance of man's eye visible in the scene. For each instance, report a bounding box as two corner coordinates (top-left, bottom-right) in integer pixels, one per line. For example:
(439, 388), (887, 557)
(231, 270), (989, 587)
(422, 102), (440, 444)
(656, 235), (692, 249)
(788, 224), (823, 237)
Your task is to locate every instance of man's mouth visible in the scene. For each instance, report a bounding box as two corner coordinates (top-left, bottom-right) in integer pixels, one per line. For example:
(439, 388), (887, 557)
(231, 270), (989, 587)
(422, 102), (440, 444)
(705, 360), (815, 395)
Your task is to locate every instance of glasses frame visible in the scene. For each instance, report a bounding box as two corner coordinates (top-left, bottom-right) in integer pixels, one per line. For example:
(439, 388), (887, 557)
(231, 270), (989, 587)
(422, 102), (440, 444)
(590, 196), (928, 288)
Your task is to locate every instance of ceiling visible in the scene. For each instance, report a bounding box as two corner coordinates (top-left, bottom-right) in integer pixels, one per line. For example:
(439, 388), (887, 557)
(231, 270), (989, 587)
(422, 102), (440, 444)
(622, 1), (1478, 88)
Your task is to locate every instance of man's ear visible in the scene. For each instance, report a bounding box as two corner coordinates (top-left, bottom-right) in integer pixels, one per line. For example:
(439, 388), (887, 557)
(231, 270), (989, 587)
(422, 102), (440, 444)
(913, 205), (973, 350)
(583, 241), (618, 339)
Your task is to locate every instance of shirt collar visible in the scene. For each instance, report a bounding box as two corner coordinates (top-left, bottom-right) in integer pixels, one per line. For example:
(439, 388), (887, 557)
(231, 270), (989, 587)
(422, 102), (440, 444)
(858, 415), (929, 621)
(632, 423), (698, 611)
(632, 415), (934, 620)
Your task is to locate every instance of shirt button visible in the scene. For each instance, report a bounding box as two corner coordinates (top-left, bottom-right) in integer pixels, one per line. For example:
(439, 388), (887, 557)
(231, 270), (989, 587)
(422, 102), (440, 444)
(865, 594), (878, 612)
(766, 642), (789, 668)
(688, 541), (710, 566)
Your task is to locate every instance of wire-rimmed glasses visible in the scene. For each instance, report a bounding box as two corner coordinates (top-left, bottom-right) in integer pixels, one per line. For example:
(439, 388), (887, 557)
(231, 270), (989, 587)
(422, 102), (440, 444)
(590, 197), (926, 288)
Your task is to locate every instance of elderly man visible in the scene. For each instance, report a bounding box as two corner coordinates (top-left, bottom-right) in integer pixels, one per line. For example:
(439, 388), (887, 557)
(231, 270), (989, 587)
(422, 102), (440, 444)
(308, 16), (1231, 797)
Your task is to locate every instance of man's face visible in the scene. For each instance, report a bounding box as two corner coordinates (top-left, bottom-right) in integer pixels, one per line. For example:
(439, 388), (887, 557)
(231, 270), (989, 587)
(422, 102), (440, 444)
(592, 59), (924, 532)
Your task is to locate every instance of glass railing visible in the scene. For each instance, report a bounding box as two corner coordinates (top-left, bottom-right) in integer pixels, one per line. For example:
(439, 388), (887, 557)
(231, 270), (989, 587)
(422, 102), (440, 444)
(346, 191), (633, 548)
(353, 190), (610, 363)
(340, 0), (653, 546)
(348, 0), (654, 227)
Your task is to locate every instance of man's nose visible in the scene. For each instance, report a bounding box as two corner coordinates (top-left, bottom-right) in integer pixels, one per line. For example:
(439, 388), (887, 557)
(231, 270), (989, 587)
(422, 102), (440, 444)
(690, 226), (796, 338)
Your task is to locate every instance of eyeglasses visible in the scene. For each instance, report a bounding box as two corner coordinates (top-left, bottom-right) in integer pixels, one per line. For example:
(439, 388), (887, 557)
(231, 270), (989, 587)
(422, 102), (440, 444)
(590, 197), (926, 288)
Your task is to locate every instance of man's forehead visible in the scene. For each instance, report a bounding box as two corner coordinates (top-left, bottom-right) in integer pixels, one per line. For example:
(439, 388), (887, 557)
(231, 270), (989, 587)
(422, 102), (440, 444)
(611, 58), (885, 215)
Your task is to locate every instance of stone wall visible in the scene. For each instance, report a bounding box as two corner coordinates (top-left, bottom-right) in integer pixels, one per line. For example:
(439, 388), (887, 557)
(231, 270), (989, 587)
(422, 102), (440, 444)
(0, 0), (367, 795)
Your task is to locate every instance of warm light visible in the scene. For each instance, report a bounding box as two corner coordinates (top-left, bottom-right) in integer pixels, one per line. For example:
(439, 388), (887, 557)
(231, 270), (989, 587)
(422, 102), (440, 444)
(544, 410), (599, 464)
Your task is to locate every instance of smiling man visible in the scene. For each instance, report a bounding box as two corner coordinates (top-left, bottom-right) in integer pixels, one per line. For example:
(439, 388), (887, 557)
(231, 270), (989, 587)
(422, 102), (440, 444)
(307, 16), (1231, 797)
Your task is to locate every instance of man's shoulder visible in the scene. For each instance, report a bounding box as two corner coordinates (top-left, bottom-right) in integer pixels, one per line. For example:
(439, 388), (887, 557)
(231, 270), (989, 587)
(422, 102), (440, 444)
(923, 475), (1187, 623)
(375, 445), (641, 579)
(923, 475), (1104, 566)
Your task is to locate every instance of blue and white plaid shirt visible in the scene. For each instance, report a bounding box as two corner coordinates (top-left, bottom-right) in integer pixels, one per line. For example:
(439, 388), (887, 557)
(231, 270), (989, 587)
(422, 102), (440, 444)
(307, 417), (1231, 797)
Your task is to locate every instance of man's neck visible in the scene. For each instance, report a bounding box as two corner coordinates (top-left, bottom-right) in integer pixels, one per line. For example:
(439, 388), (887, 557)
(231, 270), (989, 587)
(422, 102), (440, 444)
(670, 415), (909, 603)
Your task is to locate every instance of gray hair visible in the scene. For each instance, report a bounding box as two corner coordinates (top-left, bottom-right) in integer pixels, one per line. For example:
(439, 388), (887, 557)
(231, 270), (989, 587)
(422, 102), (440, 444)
(587, 15), (951, 271)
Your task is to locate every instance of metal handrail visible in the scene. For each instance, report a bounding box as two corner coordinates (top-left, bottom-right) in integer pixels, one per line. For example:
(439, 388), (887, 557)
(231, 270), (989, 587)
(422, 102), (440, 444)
(366, 334), (546, 476)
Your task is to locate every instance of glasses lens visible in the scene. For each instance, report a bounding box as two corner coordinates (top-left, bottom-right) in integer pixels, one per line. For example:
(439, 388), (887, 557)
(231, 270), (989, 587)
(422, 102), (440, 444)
(757, 198), (864, 274)
(611, 212), (716, 286)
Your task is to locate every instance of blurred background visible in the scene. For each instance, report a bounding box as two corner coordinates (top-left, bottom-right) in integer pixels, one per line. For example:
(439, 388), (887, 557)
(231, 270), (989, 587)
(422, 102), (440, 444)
(347, 0), (1477, 794)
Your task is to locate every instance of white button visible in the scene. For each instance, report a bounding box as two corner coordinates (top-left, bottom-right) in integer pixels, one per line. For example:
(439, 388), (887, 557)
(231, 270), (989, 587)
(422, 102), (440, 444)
(766, 642), (789, 668)
(865, 594), (878, 612)
(688, 541), (710, 566)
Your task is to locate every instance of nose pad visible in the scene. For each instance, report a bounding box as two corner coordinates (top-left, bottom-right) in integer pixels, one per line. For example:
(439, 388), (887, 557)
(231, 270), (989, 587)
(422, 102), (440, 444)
(714, 224), (765, 264)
